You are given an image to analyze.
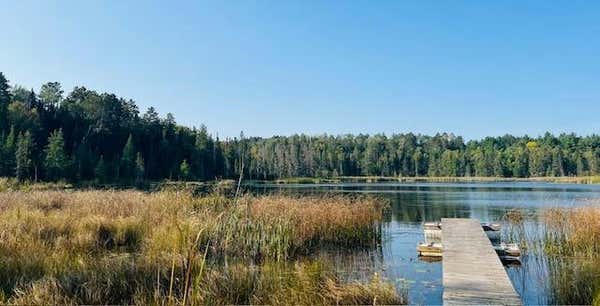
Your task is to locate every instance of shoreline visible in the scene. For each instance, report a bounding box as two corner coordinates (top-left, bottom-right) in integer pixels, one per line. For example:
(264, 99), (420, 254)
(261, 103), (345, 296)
(246, 175), (600, 185)
(2, 175), (599, 193)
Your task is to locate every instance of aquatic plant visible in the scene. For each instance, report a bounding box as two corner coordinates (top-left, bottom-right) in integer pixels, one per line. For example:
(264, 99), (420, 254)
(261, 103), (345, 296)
(546, 257), (600, 305)
(504, 204), (600, 304)
(543, 206), (600, 258)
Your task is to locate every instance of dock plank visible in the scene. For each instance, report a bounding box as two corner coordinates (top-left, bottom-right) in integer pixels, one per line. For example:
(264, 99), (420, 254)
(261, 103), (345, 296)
(442, 218), (521, 305)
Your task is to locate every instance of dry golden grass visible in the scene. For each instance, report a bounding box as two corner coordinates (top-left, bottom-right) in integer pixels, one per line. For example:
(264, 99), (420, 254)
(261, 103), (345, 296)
(542, 205), (600, 304)
(543, 205), (600, 257)
(0, 189), (402, 305)
(504, 204), (600, 305)
(246, 195), (386, 252)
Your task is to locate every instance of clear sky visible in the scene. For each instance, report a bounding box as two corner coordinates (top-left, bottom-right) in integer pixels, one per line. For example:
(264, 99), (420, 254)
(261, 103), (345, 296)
(2, 1), (599, 139)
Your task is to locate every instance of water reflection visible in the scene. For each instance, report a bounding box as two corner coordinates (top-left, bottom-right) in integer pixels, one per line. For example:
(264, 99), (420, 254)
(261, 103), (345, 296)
(251, 182), (600, 305)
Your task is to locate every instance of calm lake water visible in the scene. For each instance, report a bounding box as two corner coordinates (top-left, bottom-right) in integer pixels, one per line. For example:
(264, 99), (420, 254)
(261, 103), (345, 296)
(251, 182), (600, 305)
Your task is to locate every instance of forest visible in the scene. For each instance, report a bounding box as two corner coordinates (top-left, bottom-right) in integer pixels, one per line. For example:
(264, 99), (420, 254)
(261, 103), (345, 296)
(1, 72), (599, 183)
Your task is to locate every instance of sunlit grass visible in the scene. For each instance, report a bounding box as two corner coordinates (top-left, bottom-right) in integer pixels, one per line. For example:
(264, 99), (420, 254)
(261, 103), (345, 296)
(504, 204), (600, 304)
(0, 189), (401, 305)
(543, 206), (600, 257)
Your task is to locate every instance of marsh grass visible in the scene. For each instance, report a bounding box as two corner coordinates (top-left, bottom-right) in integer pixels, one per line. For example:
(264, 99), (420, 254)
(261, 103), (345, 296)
(545, 256), (600, 305)
(0, 190), (402, 305)
(504, 205), (600, 304)
(541, 206), (600, 304)
(542, 206), (600, 257)
(0, 177), (72, 192)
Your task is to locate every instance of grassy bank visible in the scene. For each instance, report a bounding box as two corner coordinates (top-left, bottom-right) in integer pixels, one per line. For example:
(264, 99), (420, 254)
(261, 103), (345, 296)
(0, 190), (402, 305)
(249, 175), (600, 185)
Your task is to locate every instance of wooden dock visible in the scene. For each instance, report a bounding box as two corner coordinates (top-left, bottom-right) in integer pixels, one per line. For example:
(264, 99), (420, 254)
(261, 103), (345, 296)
(441, 218), (521, 305)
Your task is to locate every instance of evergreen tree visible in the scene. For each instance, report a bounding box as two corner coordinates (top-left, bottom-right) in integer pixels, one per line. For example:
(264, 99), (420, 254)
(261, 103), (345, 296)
(179, 159), (191, 181)
(194, 126), (211, 180)
(44, 129), (69, 181)
(15, 131), (34, 181)
(120, 134), (136, 180)
(135, 152), (145, 183)
(1, 71), (599, 185)
(75, 139), (94, 181)
(95, 156), (108, 183)
(24, 89), (38, 109)
(0, 72), (10, 133)
(0, 126), (16, 176)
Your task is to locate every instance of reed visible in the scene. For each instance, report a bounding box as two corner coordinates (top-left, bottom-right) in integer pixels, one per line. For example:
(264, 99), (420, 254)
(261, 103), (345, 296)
(503, 204), (600, 304)
(543, 206), (600, 257)
(0, 189), (402, 305)
(545, 257), (600, 305)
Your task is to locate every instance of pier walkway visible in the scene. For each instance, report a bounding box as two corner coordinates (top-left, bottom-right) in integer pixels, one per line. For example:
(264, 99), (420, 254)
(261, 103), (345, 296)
(441, 218), (521, 305)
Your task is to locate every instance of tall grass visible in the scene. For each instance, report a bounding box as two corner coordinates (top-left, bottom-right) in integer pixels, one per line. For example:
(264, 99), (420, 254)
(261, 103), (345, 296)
(0, 177), (72, 192)
(504, 205), (600, 304)
(541, 206), (600, 304)
(543, 206), (600, 257)
(0, 190), (402, 305)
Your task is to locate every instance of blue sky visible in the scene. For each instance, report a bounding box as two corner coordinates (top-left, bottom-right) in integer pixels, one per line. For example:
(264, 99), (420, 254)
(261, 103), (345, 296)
(1, 1), (599, 139)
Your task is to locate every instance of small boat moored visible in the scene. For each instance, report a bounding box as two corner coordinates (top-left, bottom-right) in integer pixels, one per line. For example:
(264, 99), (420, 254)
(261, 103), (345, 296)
(417, 242), (443, 257)
(423, 221), (442, 231)
(423, 221), (443, 241)
(481, 222), (502, 232)
(481, 222), (501, 240)
(500, 256), (522, 266)
(494, 243), (521, 257)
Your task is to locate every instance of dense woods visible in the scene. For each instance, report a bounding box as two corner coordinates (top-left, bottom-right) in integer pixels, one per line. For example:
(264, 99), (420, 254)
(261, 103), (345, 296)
(0, 72), (599, 183)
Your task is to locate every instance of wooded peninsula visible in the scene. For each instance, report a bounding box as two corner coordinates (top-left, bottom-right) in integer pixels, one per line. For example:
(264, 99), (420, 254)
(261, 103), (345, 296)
(1, 72), (599, 184)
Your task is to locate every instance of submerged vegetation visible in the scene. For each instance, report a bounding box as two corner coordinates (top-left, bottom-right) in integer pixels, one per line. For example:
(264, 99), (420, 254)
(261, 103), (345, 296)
(0, 190), (402, 305)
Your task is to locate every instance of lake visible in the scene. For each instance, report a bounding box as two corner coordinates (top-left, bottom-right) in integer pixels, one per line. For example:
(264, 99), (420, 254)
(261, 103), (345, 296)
(251, 181), (600, 305)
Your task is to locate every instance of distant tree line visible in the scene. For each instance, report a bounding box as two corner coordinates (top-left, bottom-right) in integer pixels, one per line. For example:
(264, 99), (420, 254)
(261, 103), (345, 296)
(0, 72), (599, 183)
(241, 133), (599, 179)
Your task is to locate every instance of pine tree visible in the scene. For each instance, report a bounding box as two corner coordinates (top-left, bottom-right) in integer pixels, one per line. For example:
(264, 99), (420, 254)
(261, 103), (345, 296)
(179, 159), (191, 181)
(44, 129), (69, 181)
(25, 89), (38, 109)
(75, 139), (94, 180)
(0, 72), (10, 133)
(135, 152), (145, 183)
(120, 134), (136, 180)
(15, 131), (34, 181)
(0, 127), (16, 176)
(95, 156), (108, 183)
(0, 133), (4, 176)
